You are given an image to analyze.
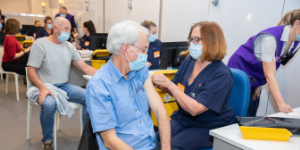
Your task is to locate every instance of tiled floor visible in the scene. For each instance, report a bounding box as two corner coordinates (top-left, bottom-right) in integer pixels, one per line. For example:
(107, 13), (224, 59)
(0, 74), (82, 150)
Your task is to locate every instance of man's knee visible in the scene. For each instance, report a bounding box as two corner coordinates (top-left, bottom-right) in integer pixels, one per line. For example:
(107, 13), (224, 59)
(41, 95), (56, 110)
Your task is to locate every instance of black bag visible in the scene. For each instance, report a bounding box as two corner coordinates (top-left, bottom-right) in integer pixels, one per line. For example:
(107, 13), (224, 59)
(78, 114), (99, 150)
(236, 116), (300, 134)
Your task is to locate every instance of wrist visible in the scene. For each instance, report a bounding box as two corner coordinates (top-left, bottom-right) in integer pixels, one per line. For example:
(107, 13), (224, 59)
(167, 82), (175, 91)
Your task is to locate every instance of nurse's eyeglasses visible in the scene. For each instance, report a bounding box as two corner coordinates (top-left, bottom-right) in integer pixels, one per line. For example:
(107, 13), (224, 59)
(187, 37), (202, 44)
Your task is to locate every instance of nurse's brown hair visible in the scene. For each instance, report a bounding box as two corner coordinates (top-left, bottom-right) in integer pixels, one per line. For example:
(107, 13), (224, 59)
(277, 10), (295, 26)
(181, 21), (227, 62)
(4, 19), (20, 35)
(141, 20), (157, 30)
(290, 9), (300, 26)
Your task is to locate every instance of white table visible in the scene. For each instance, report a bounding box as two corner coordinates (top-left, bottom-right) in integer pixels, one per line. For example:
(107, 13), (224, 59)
(209, 107), (300, 150)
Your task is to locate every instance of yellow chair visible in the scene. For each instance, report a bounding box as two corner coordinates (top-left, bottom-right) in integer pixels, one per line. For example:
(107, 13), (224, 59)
(22, 40), (34, 50)
(15, 35), (26, 46)
(151, 70), (178, 127)
(90, 49), (111, 69)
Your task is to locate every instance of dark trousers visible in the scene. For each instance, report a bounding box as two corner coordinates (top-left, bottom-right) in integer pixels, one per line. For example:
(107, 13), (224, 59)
(248, 95), (260, 117)
(2, 62), (26, 75)
(155, 120), (212, 150)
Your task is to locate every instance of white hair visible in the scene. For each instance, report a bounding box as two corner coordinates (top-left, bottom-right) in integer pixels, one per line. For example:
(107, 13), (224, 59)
(107, 20), (148, 55)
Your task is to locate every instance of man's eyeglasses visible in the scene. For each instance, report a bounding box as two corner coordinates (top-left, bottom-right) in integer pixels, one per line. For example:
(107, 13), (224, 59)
(132, 45), (148, 53)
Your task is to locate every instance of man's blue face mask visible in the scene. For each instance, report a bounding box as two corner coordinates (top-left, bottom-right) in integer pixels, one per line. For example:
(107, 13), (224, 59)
(126, 46), (148, 71)
(55, 26), (70, 42)
(60, 14), (66, 18)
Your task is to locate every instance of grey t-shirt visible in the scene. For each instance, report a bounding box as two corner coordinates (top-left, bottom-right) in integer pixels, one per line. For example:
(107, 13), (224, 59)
(27, 37), (81, 84)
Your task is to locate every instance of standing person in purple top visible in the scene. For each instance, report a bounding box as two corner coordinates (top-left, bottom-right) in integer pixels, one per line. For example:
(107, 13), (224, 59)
(228, 9), (300, 117)
(55, 6), (77, 33)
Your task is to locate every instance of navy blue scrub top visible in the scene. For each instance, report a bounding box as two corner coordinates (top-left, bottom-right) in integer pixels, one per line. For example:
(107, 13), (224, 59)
(171, 56), (234, 128)
(36, 28), (53, 40)
(80, 35), (91, 50)
(147, 39), (162, 70)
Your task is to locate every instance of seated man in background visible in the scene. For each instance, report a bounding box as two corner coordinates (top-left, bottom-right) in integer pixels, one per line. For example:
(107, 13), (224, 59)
(86, 20), (171, 150)
(26, 20), (41, 36)
(55, 6), (77, 33)
(27, 17), (96, 150)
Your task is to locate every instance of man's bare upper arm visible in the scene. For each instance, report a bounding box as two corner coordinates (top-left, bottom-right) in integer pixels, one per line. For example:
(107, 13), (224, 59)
(143, 77), (165, 115)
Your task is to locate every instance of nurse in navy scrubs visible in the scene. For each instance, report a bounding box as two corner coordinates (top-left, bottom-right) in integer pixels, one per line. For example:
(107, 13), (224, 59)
(228, 9), (300, 116)
(152, 21), (234, 149)
(142, 21), (162, 69)
(35, 16), (53, 39)
(74, 20), (96, 50)
(36, 16), (53, 39)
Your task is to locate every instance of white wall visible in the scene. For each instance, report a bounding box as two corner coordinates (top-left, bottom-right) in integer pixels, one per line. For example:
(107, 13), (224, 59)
(160, 0), (210, 42)
(104, 0), (160, 33)
(0, 0), (32, 14)
(208, 0), (285, 64)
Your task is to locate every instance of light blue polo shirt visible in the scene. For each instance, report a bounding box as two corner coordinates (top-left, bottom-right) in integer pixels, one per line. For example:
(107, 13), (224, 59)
(86, 58), (156, 150)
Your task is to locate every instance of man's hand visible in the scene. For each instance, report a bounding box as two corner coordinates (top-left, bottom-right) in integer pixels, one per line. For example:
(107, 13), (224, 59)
(38, 87), (55, 105)
(278, 103), (293, 113)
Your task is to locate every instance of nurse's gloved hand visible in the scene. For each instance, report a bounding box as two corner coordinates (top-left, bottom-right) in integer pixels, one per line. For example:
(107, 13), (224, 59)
(152, 73), (172, 89)
(278, 103), (293, 113)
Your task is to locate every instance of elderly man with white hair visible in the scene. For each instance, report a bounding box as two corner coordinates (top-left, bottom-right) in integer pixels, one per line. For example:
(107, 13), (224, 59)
(86, 20), (171, 150)
(27, 17), (97, 150)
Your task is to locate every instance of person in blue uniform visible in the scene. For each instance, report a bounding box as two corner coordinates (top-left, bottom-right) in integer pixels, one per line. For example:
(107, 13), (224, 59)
(36, 16), (53, 39)
(74, 20), (96, 50)
(142, 20), (162, 69)
(26, 20), (41, 36)
(152, 21), (234, 150)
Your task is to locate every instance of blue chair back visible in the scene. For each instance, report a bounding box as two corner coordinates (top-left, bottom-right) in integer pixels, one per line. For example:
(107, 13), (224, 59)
(229, 68), (250, 122)
(199, 68), (251, 150)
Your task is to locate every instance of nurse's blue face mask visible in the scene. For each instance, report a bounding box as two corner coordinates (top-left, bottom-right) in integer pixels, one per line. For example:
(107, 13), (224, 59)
(148, 34), (157, 42)
(47, 24), (53, 29)
(126, 45), (148, 71)
(189, 43), (203, 61)
(297, 24), (300, 41)
(55, 26), (70, 42)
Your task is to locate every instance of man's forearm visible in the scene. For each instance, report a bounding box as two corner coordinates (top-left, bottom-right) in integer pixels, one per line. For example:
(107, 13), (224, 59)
(84, 65), (97, 76)
(100, 129), (133, 150)
(28, 66), (46, 89)
(157, 111), (171, 150)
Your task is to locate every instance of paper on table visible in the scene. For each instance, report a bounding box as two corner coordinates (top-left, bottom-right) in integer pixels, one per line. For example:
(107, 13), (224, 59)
(286, 112), (300, 118)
